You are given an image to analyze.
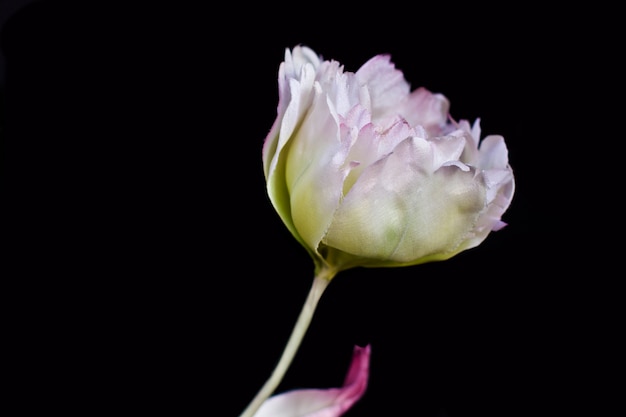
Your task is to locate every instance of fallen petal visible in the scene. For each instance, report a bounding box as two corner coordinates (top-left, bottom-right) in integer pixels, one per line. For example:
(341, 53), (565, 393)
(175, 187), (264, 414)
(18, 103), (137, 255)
(253, 345), (370, 417)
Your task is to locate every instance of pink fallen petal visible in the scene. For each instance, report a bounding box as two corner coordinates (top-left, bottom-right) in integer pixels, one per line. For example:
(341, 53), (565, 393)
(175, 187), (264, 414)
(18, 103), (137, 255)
(253, 345), (370, 417)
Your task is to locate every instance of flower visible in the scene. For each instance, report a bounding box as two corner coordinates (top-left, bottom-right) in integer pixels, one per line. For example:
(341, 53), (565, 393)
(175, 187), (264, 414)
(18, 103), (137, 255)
(244, 46), (516, 417)
(252, 345), (370, 417)
(262, 45), (515, 274)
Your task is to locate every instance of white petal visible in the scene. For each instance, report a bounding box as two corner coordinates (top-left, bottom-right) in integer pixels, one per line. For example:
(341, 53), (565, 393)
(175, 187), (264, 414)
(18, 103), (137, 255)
(355, 54), (410, 119)
(324, 137), (487, 263)
(287, 83), (346, 253)
(478, 134), (509, 170)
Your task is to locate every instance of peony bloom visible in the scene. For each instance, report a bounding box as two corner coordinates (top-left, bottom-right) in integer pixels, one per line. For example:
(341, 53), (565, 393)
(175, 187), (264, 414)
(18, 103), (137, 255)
(243, 46), (516, 417)
(262, 45), (515, 274)
(252, 345), (370, 417)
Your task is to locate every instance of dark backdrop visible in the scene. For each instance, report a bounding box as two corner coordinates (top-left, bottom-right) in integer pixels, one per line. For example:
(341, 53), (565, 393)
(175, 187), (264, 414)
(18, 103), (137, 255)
(3, 2), (587, 417)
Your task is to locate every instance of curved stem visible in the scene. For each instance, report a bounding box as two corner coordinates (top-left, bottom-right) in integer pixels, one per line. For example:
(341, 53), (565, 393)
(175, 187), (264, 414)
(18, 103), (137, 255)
(238, 267), (336, 417)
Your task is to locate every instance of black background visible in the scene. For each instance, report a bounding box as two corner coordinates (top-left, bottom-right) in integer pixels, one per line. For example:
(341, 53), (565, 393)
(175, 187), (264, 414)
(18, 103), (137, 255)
(2, 1), (606, 416)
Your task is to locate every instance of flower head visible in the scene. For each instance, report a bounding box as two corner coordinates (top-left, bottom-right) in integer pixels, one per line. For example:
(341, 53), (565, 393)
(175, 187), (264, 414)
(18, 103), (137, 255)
(262, 45), (515, 274)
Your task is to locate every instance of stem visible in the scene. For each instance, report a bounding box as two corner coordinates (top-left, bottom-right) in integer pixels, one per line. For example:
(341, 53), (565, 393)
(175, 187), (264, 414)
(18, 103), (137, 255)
(238, 267), (335, 417)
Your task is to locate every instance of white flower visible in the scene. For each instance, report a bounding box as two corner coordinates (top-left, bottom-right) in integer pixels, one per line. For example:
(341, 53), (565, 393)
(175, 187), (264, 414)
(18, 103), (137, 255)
(262, 45), (515, 273)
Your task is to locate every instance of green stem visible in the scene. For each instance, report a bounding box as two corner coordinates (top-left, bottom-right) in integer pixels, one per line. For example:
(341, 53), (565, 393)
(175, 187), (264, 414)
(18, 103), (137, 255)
(238, 267), (336, 417)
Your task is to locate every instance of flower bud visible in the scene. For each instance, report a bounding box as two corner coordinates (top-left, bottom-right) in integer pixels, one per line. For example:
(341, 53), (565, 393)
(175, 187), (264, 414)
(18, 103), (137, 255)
(262, 45), (515, 274)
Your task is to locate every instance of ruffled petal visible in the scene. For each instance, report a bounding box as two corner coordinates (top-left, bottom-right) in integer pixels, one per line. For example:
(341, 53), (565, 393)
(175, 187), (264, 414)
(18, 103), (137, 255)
(355, 54), (410, 119)
(263, 46), (321, 178)
(394, 87), (451, 136)
(324, 136), (487, 265)
(287, 82), (347, 254)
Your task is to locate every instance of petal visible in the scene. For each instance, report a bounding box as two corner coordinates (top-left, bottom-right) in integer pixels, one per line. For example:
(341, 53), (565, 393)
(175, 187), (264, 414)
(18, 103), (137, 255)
(478, 134), (510, 170)
(394, 87), (451, 136)
(252, 345), (371, 417)
(263, 46), (321, 178)
(287, 82), (347, 254)
(355, 54), (410, 119)
(263, 57), (321, 251)
(324, 136), (488, 265)
(343, 114), (418, 193)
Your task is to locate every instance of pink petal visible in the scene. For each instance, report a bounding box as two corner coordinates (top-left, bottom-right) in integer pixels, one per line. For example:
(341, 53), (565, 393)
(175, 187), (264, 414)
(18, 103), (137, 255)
(355, 55), (410, 117)
(253, 345), (371, 417)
